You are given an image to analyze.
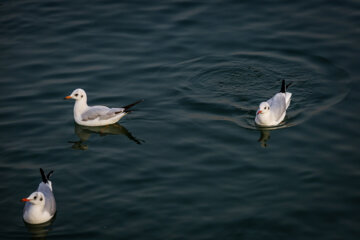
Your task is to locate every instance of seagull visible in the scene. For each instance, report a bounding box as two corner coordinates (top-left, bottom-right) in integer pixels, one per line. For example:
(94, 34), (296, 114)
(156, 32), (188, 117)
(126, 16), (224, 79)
(64, 88), (143, 126)
(22, 168), (56, 224)
(255, 80), (292, 126)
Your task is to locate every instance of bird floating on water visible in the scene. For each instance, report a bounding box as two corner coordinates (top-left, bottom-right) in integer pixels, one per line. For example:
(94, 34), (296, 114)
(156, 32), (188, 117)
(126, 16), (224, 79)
(65, 88), (143, 126)
(22, 168), (56, 224)
(255, 80), (292, 127)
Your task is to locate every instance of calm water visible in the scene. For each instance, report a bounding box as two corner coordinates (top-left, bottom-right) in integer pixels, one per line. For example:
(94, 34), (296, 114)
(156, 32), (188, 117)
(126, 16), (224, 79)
(1, 0), (360, 239)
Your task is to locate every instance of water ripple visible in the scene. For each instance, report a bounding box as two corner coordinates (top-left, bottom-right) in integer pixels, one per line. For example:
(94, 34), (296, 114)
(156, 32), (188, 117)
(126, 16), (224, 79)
(177, 50), (350, 130)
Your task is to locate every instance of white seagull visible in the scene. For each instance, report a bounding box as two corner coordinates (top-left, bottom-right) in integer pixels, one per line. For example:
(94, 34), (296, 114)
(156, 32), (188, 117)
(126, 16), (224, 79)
(22, 168), (56, 224)
(255, 80), (292, 126)
(64, 88), (143, 127)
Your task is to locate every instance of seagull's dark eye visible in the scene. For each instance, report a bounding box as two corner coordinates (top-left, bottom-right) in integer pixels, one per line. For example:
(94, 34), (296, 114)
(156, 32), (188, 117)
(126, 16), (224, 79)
(40, 197), (43, 201)
(81, 95), (83, 98)
(75, 93), (78, 97)
(34, 196), (37, 200)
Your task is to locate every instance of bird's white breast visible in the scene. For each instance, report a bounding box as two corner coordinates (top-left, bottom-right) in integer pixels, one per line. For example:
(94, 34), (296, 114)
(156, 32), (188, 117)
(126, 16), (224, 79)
(23, 205), (52, 224)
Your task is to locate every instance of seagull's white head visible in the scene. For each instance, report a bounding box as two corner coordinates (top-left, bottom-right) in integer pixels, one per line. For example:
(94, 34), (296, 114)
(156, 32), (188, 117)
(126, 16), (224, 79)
(257, 102), (270, 115)
(22, 192), (46, 206)
(64, 88), (87, 102)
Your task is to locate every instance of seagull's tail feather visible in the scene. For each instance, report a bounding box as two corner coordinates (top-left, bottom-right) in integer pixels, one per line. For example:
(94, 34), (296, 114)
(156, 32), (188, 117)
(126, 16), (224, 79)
(121, 99), (144, 113)
(40, 168), (54, 183)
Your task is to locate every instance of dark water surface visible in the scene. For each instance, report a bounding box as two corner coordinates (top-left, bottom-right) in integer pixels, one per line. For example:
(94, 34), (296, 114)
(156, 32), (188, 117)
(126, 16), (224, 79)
(1, 0), (360, 239)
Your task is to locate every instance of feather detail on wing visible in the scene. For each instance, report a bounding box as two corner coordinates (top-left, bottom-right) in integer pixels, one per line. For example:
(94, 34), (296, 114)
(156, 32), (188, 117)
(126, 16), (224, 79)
(81, 106), (125, 121)
(38, 182), (56, 216)
(269, 93), (287, 122)
(266, 98), (273, 106)
(285, 92), (292, 109)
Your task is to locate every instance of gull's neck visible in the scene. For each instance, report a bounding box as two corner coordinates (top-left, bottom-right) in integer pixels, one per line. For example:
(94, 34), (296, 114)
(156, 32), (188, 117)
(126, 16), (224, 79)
(28, 203), (44, 212)
(25, 204), (45, 218)
(74, 99), (88, 119)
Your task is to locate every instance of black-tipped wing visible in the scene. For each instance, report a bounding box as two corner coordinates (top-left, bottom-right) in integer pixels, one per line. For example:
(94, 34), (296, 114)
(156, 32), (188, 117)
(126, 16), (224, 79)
(81, 106), (124, 121)
(81, 100), (143, 121)
(40, 168), (54, 183)
(286, 82), (293, 89)
(120, 99), (144, 113)
(280, 79), (293, 93)
(280, 79), (286, 93)
(47, 170), (54, 180)
(40, 168), (47, 183)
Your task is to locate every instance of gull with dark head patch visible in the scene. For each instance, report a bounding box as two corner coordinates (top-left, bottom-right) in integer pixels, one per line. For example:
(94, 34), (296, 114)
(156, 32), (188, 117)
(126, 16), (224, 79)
(65, 88), (143, 126)
(255, 80), (292, 126)
(22, 168), (56, 224)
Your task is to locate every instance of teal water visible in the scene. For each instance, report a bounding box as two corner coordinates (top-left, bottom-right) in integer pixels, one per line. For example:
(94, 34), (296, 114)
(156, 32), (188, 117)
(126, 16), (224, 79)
(1, 0), (360, 239)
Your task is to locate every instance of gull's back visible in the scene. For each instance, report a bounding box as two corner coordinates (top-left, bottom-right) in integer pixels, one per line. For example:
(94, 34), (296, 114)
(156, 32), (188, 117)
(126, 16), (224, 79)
(268, 93), (287, 123)
(81, 105), (124, 121)
(37, 182), (56, 216)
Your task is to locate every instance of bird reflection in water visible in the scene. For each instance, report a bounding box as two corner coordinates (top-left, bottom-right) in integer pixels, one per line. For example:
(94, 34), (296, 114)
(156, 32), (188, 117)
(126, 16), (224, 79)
(257, 122), (291, 148)
(24, 215), (56, 240)
(257, 127), (271, 148)
(69, 123), (144, 150)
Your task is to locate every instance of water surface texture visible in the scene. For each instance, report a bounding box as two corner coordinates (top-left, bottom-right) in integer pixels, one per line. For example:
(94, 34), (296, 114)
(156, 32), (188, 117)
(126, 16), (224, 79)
(1, 0), (360, 239)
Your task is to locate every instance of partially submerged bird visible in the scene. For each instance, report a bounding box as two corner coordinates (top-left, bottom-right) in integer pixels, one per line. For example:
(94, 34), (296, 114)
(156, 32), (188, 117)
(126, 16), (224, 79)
(255, 80), (292, 126)
(22, 168), (56, 224)
(64, 88), (143, 126)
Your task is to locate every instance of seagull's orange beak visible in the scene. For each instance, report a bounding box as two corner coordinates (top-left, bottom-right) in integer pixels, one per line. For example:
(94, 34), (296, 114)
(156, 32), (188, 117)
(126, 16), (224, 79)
(64, 96), (72, 100)
(22, 198), (30, 202)
(257, 110), (262, 115)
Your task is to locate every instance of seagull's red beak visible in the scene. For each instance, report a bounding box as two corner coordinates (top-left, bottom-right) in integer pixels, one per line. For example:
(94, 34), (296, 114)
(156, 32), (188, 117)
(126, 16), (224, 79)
(64, 96), (72, 100)
(22, 198), (30, 202)
(257, 110), (262, 115)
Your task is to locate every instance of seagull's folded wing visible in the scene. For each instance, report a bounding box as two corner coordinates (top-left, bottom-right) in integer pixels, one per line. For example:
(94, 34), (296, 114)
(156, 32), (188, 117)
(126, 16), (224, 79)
(38, 183), (56, 216)
(82, 106), (125, 121)
(269, 93), (287, 121)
